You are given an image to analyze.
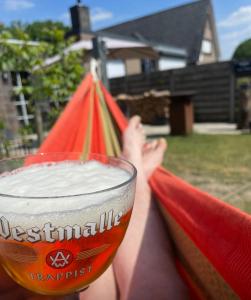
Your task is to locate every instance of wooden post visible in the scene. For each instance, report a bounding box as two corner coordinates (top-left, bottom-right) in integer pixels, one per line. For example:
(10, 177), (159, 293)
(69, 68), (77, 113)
(229, 68), (236, 123)
(169, 70), (175, 94)
(92, 36), (109, 90)
(35, 102), (44, 146)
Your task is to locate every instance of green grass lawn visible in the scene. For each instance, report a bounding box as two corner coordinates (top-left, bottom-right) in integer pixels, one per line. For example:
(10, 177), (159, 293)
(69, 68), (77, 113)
(162, 134), (251, 214)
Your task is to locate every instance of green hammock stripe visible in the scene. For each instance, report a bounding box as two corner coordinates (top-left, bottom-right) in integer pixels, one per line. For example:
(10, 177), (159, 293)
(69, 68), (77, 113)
(96, 82), (121, 156)
(81, 85), (94, 160)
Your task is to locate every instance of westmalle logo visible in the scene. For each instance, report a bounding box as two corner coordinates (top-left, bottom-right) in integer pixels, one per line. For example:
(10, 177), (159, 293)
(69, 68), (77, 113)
(0, 210), (123, 243)
(46, 249), (73, 269)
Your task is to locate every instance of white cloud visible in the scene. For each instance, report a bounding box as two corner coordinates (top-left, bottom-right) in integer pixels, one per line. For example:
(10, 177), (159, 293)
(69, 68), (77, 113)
(91, 7), (113, 24)
(3, 0), (34, 11)
(221, 25), (251, 41)
(218, 5), (251, 28)
(218, 6), (251, 60)
(220, 24), (251, 59)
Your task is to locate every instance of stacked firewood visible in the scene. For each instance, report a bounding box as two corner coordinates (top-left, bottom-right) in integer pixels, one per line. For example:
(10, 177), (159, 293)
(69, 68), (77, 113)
(116, 90), (170, 124)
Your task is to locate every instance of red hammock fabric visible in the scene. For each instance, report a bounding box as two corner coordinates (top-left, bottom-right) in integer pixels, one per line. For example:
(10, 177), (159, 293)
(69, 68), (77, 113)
(150, 168), (251, 300)
(36, 74), (251, 300)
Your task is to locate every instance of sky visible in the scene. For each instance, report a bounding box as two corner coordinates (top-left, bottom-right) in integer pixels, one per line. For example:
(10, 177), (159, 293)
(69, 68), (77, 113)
(0, 0), (251, 60)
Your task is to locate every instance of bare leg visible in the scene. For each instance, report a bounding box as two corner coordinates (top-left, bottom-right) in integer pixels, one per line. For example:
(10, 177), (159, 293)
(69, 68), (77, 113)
(113, 116), (188, 300)
(79, 266), (117, 300)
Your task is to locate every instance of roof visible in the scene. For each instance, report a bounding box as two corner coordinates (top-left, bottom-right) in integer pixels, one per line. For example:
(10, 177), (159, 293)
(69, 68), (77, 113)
(43, 35), (159, 67)
(98, 31), (187, 58)
(99, 0), (212, 63)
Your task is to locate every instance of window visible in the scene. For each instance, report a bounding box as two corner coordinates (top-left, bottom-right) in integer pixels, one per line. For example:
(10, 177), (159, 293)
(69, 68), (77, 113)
(1, 72), (9, 84)
(107, 60), (126, 79)
(158, 57), (186, 71)
(201, 39), (212, 54)
(141, 59), (158, 74)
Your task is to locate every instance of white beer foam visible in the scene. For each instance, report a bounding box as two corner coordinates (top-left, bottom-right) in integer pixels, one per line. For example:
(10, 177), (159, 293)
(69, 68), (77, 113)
(0, 161), (135, 229)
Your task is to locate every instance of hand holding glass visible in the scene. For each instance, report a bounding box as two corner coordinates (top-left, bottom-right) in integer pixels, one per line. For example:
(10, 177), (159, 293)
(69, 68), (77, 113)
(0, 153), (136, 295)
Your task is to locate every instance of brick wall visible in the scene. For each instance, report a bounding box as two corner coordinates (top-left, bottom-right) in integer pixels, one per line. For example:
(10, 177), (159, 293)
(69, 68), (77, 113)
(0, 73), (19, 138)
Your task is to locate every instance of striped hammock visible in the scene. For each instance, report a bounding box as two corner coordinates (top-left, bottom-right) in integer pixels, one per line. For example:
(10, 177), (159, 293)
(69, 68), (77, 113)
(37, 74), (251, 300)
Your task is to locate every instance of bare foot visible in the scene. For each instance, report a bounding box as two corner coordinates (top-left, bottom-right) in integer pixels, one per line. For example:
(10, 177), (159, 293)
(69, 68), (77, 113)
(122, 116), (167, 180)
(122, 116), (145, 171)
(143, 139), (167, 179)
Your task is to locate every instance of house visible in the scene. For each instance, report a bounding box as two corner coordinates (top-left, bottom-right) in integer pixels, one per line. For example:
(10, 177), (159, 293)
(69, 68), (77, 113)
(0, 0), (221, 135)
(68, 1), (188, 78)
(98, 0), (220, 76)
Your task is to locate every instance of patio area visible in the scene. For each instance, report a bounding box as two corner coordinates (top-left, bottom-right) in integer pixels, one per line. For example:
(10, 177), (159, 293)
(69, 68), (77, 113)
(144, 123), (242, 137)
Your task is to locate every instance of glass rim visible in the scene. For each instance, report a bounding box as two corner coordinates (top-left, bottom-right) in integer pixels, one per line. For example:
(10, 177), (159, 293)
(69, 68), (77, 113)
(0, 152), (137, 199)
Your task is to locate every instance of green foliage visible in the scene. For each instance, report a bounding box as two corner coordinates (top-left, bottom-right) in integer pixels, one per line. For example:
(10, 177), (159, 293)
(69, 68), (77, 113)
(19, 124), (33, 136)
(3, 21), (69, 42)
(233, 39), (251, 60)
(0, 120), (10, 158)
(19, 124), (34, 148)
(38, 47), (84, 102)
(0, 120), (5, 152)
(0, 119), (5, 131)
(24, 21), (70, 42)
(0, 23), (4, 32)
(0, 25), (84, 131)
(237, 77), (251, 88)
(0, 30), (48, 72)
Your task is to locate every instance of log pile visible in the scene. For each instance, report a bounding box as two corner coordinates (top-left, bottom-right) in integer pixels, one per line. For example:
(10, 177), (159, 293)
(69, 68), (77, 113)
(116, 90), (170, 125)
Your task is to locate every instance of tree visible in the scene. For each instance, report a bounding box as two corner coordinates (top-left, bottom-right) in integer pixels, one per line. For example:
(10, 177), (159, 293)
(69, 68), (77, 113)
(0, 27), (84, 144)
(24, 21), (70, 42)
(3, 20), (70, 43)
(233, 39), (251, 60)
(0, 23), (4, 32)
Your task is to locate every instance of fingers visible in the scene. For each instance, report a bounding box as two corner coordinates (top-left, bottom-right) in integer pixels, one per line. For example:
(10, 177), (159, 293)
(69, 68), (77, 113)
(0, 265), (63, 300)
(0, 265), (17, 292)
(27, 295), (65, 300)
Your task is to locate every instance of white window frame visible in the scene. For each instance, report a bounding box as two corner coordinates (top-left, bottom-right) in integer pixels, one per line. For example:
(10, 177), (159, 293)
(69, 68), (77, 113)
(106, 60), (126, 79)
(158, 57), (186, 71)
(201, 39), (212, 55)
(15, 72), (32, 126)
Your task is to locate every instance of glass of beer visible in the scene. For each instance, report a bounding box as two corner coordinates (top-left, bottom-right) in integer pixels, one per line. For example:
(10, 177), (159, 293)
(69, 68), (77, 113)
(0, 153), (136, 296)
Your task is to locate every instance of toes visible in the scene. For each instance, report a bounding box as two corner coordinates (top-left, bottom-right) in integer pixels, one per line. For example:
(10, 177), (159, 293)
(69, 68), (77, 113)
(145, 139), (166, 152)
(138, 124), (145, 134)
(143, 140), (157, 152)
(143, 143), (152, 152)
(129, 115), (141, 129)
(150, 140), (158, 150)
(157, 138), (168, 152)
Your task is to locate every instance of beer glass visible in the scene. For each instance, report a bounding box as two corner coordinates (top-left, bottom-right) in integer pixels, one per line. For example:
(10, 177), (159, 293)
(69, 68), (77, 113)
(0, 153), (136, 296)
